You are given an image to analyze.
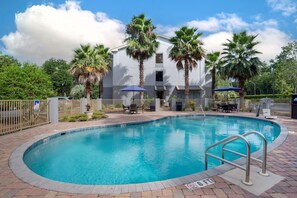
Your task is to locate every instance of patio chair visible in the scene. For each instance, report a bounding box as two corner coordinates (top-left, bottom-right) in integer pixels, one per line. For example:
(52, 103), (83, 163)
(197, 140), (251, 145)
(122, 104), (129, 113)
(222, 104), (232, 113)
(129, 104), (138, 114)
(262, 109), (277, 119)
(231, 104), (238, 112)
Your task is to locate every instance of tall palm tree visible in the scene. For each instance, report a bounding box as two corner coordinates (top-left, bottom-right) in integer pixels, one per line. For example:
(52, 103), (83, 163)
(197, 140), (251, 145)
(205, 51), (221, 98)
(125, 14), (159, 100)
(221, 31), (261, 109)
(94, 44), (111, 98)
(169, 26), (205, 107)
(70, 44), (106, 109)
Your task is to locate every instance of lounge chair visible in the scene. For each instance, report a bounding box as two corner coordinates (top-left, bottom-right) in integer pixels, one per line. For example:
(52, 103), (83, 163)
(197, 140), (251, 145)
(129, 104), (138, 114)
(122, 104), (129, 113)
(262, 109), (277, 119)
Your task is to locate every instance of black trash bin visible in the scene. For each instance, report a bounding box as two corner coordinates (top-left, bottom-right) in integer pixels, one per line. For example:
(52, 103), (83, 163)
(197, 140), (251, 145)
(176, 102), (182, 111)
(292, 94), (297, 119)
(150, 103), (155, 111)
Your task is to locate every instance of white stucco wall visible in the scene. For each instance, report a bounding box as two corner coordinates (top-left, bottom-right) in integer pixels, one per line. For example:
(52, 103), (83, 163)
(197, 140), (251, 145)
(110, 36), (205, 87)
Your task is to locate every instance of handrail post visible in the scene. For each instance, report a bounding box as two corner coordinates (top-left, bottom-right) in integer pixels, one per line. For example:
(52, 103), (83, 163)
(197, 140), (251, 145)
(242, 143), (252, 185)
(259, 137), (269, 176)
(205, 154), (208, 170)
(245, 131), (269, 177)
(222, 149), (225, 164)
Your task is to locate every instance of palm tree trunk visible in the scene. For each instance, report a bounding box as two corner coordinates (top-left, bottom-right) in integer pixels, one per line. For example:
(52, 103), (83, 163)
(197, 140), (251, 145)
(86, 80), (91, 110)
(238, 78), (245, 110)
(99, 78), (103, 99)
(212, 66), (216, 98)
(139, 58), (144, 101)
(185, 61), (190, 108)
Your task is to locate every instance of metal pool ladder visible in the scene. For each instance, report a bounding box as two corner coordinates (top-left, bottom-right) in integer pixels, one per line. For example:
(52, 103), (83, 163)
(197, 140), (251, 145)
(205, 131), (269, 186)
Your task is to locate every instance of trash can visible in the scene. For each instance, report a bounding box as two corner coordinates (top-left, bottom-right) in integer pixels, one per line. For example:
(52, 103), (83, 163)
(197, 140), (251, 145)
(292, 94), (297, 119)
(150, 103), (155, 111)
(176, 102), (182, 111)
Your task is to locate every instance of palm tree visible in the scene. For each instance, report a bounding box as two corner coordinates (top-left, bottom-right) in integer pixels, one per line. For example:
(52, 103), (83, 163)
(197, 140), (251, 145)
(169, 26), (205, 107)
(125, 14), (159, 100)
(205, 51), (221, 98)
(221, 31), (261, 109)
(94, 44), (111, 98)
(70, 44), (106, 109)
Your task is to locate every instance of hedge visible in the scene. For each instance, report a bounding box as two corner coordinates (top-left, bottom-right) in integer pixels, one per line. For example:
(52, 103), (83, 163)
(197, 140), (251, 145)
(244, 94), (290, 99)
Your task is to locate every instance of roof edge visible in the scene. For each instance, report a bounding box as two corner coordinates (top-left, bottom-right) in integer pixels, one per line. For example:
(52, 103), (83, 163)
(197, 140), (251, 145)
(111, 35), (171, 53)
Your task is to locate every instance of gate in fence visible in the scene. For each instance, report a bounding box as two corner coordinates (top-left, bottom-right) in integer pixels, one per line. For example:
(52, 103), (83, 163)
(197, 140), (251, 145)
(0, 100), (49, 135)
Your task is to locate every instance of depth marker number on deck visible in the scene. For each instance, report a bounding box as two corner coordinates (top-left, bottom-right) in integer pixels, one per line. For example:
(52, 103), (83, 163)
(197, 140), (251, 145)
(185, 178), (215, 190)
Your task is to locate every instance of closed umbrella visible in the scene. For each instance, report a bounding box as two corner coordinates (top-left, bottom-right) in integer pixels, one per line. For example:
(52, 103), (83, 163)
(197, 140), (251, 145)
(121, 85), (146, 104)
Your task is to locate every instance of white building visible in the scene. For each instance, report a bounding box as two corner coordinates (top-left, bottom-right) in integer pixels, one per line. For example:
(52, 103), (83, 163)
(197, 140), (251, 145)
(103, 35), (211, 102)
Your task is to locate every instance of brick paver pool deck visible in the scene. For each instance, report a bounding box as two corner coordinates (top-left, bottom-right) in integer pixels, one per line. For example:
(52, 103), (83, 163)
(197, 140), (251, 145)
(0, 111), (297, 198)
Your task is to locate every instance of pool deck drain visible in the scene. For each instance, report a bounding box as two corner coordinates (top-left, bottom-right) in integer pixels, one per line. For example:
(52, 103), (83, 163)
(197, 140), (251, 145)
(1, 111), (297, 197)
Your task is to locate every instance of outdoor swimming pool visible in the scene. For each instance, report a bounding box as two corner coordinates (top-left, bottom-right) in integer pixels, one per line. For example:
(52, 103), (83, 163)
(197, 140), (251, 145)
(23, 115), (280, 185)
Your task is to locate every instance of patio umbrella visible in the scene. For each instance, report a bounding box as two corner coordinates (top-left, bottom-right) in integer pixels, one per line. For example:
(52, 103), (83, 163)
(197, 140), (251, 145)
(214, 86), (240, 104)
(121, 85), (146, 104)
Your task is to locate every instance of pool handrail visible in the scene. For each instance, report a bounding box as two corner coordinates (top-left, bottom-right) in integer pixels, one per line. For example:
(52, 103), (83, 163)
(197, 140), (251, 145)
(205, 131), (269, 186)
(205, 134), (252, 185)
(221, 131), (268, 176)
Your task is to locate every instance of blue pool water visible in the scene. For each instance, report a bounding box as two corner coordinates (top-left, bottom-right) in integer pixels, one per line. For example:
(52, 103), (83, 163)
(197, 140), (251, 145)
(24, 115), (280, 185)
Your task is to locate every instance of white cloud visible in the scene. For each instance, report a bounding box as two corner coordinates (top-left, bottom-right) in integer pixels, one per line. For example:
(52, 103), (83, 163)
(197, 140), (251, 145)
(252, 28), (291, 61)
(202, 28), (290, 62)
(185, 13), (278, 33)
(156, 13), (290, 62)
(156, 25), (178, 37)
(266, 0), (297, 16)
(251, 19), (278, 28)
(187, 17), (220, 32)
(202, 32), (233, 53)
(186, 14), (248, 32)
(1, 1), (125, 64)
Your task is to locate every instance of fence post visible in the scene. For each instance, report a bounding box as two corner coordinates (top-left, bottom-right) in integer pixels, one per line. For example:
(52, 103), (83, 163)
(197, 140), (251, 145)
(49, 97), (59, 124)
(20, 101), (23, 130)
(81, 98), (87, 113)
(171, 98), (176, 111)
(97, 98), (102, 111)
(155, 98), (160, 112)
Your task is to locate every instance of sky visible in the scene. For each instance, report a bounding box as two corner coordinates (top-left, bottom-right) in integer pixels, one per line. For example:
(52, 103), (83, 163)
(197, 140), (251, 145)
(0, 0), (296, 64)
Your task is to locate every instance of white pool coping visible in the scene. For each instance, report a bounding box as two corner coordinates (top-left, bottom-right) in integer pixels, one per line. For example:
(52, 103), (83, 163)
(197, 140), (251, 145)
(9, 114), (288, 194)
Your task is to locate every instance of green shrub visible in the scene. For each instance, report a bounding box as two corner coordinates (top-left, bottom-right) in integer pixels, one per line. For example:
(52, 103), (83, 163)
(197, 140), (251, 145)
(68, 113), (88, 122)
(78, 114), (88, 121)
(189, 100), (196, 111)
(69, 117), (77, 122)
(144, 95), (154, 107)
(115, 103), (121, 108)
(70, 114), (82, 119)
(106, 104), (114, 109)
(60, 115), (69, 122)
(92, 111), (108, 119)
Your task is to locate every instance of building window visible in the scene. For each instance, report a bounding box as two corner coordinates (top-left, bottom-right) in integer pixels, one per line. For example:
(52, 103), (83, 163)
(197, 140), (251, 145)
(156, 53), (163, 63)
(156, 71), (163, 82)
